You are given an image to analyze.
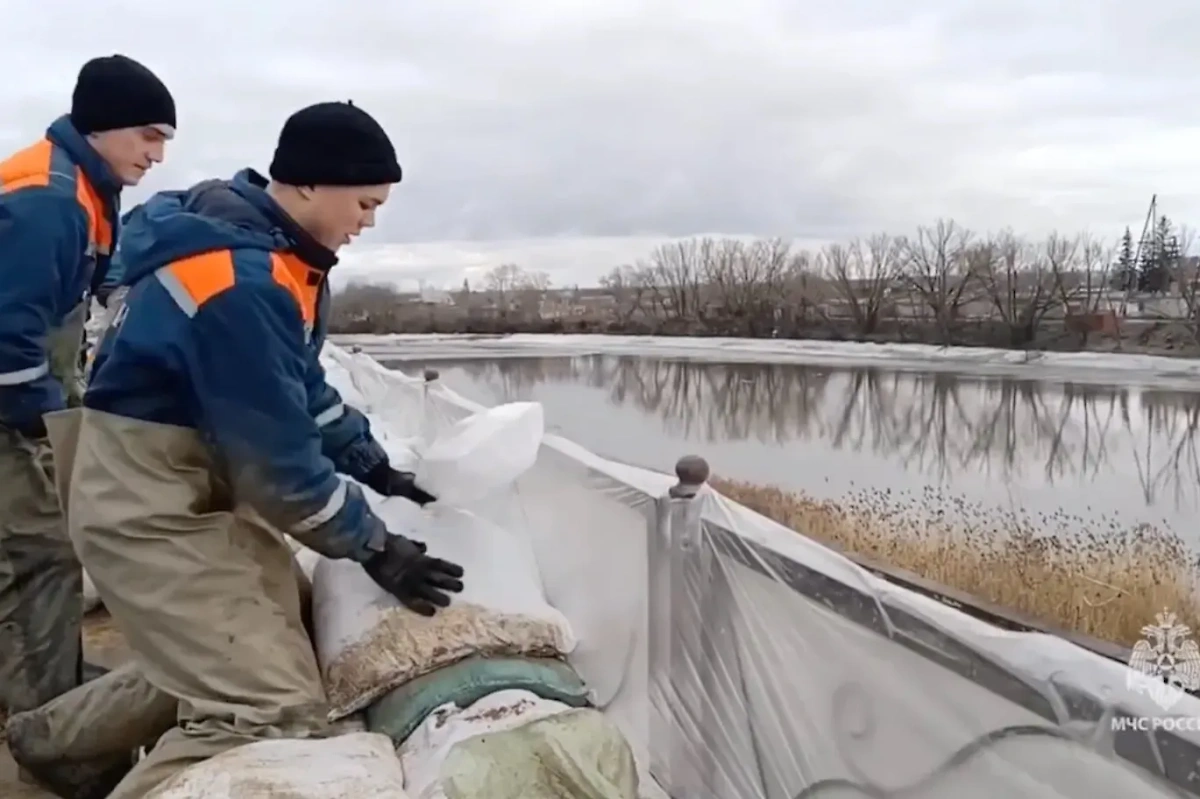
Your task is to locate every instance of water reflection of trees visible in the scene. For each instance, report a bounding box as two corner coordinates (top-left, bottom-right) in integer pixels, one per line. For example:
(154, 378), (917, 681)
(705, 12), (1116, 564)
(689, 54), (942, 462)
(440, 356), (1200, 508)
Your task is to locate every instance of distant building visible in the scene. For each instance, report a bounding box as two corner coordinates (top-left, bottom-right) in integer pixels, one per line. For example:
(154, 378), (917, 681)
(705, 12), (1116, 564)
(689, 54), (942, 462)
(418, 286), (455, 305)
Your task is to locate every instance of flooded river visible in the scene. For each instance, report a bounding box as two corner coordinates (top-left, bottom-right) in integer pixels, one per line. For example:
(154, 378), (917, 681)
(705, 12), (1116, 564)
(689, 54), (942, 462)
(380, 353), (1200, 543)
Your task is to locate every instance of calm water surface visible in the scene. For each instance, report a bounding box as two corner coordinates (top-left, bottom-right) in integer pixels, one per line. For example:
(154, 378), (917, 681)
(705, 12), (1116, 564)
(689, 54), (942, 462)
(382, 355), (1200, 542)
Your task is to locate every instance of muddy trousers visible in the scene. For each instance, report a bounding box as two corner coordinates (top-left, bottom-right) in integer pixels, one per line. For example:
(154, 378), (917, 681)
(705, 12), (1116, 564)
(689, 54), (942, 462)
(0, 430), (83, 718)
(6, 560), (317, 795)
(69, 409), (331, 798)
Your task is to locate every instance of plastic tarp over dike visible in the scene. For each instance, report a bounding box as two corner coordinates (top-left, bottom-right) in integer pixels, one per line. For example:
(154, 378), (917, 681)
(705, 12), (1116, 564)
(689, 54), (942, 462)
(320, 341), (1198, 799)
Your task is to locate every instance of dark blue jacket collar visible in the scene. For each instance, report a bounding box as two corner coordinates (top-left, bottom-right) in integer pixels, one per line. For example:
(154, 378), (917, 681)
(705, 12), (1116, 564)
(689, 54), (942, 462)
(229, 168), (338, 271)
(46, 115), (123, 208)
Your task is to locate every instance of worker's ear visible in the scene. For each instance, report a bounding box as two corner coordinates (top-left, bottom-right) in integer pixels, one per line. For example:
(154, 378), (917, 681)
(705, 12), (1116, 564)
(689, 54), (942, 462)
(295, 186), (317, 201)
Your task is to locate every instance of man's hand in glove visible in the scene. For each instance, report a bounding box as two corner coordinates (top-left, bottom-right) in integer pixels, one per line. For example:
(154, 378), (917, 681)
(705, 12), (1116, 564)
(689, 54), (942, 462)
(363, 533), (464, 616)
(365, 463), (437, 506)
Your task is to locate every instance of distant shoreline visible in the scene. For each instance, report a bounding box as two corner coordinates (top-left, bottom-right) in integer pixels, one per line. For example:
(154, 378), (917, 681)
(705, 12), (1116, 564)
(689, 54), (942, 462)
(330, 317), (1200, 360)
(331, 330), (1200, 392)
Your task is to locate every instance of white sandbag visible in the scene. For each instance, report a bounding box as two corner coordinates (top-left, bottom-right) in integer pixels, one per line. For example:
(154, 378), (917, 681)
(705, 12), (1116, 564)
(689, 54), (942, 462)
(413, 401), (544, 507)
(145, 732), (409, 798)
(296, 546), (322, 583)
(82, 569), (101, 613)
(398, 690), (574, 799)
(313, 497), (576, 720)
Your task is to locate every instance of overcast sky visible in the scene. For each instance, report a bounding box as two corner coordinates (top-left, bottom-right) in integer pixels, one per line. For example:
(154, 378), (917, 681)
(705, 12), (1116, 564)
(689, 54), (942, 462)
(5, 0), (1200, 288)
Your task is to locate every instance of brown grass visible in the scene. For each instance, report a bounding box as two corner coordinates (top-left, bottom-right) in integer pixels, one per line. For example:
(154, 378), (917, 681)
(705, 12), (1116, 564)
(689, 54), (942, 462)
(711, 478), (1200, 648)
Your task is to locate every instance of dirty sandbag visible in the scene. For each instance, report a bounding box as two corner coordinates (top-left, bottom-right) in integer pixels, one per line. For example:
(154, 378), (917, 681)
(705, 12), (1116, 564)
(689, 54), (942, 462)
(413, 401), (544, 506)
(399, 689), (638, 799)
(312, 498), (576, 720)
(145, 732), (409, 798)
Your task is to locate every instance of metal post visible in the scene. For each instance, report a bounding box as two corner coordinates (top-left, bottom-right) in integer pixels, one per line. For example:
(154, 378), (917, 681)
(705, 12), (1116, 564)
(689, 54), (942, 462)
(650, 455), (711, 797)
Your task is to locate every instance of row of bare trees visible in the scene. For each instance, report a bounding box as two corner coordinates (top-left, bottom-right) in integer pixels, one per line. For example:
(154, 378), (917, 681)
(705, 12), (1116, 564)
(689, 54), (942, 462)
(331, 219), (1200, 350)
(600, 221), (1139, 347)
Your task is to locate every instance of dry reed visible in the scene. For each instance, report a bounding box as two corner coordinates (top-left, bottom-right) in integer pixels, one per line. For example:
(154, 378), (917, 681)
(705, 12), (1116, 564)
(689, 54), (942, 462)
(711, 478), (1200, 647)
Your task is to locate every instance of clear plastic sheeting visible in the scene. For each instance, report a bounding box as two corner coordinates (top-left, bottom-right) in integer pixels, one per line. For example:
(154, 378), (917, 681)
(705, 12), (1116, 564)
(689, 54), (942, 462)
(318, 344), (1198, 799)
(659, 492), (1197, 798)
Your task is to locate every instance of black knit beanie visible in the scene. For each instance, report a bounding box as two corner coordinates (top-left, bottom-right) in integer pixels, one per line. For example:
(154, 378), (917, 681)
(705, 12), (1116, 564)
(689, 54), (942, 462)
(70, 55), (176, 135)
(269, 101), (402, 187)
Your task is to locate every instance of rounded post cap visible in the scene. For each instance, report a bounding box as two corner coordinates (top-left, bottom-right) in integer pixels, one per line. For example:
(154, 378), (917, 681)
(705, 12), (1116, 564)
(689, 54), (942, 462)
(674, 454), (710, 486)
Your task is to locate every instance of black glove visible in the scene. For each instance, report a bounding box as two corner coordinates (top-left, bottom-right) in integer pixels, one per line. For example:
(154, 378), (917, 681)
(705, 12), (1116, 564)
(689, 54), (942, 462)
(362, 533), (464, 616)
(365, 463), (437, 506)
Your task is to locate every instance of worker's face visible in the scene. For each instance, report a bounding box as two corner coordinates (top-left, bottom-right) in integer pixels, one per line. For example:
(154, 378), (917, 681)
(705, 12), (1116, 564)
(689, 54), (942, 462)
(299, 184), (391, 252)
(89, 125), (171, 186)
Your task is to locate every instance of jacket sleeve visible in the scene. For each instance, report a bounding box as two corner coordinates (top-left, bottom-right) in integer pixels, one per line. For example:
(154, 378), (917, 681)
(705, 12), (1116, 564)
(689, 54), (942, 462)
(305, 352), (389, 483)
(0, 188), (89, 429)
(182, 278), (388, 562)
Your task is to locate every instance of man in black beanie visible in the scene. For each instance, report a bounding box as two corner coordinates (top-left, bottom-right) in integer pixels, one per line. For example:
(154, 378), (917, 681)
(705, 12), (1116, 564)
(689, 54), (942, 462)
(4, 101), (462, 798)
(0, 53), (175, 790)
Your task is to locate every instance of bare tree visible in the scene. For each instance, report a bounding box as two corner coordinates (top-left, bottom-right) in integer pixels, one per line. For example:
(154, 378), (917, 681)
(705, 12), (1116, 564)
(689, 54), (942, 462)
(976, 231), (1071, 347)
(514, 269), (551, 319)
(483, 263), (526, 317)
(820, 233), (903, 335)
(1173, 225), (1200, 345)
(779, 250), (829, 332)
(638, 239), (709, 325)
(600, 265), (651, 324)
(898, 219), (979, 343)
(702, 238), (793, 336)
(1052, 235), (1117, 348)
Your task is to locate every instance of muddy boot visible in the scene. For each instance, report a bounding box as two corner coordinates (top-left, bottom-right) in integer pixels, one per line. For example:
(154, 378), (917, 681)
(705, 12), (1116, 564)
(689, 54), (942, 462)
(14, 753), (132, 799)
(11, 707), (133, 799)
(6, 662), (176, 798)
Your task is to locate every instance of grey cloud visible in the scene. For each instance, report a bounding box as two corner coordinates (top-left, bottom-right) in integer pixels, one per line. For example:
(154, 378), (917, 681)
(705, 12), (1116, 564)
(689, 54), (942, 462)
(4, 0), (1200, 285)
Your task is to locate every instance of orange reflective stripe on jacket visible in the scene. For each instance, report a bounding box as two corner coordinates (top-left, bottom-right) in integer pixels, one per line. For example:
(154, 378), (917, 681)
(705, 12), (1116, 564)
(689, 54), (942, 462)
(0, 138), (113, 257)
(153, 249), (321, 341)
(155, 251), (238, 316)
(269, 252), (321, 338)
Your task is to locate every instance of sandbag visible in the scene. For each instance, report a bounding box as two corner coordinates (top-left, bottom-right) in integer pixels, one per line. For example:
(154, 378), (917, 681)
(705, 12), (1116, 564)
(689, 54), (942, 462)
(413, 401), (544, 507)
(286, 536), (323, 583)
(365, 656), (591, 749)
(313, 497), (576, 720)
(82, 570), (101, 613)
(399, 690), (638, 799)
(145, 732), (408, 798)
